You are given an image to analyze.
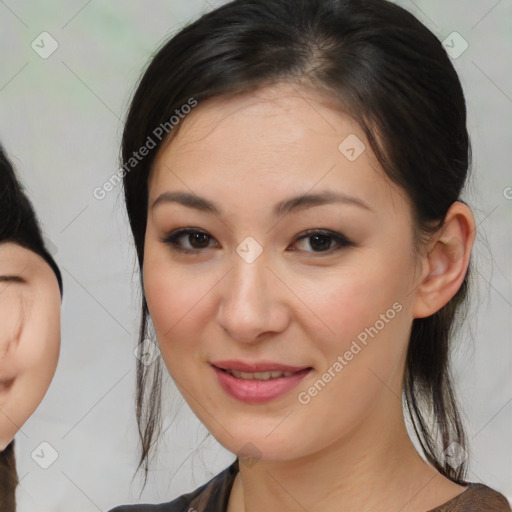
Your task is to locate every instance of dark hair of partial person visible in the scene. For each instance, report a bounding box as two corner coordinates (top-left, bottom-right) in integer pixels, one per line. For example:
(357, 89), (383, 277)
(120, 0), (472, 487)
(0, 144), (64, 512)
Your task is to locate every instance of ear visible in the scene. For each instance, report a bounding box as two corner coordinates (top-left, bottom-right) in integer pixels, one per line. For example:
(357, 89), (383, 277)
(412, 201), (476, 319)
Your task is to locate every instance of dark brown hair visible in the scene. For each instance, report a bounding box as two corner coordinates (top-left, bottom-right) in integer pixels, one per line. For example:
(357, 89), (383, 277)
(121, 0), (472, 486)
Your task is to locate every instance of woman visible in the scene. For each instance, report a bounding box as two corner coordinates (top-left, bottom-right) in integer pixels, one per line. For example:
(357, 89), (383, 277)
(111, 0), (510, 510)
(0, 145), (63, 511)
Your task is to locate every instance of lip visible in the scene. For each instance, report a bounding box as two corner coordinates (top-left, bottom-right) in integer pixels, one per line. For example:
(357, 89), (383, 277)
(211, 363), (312, 404)
(211, 359), (310, 373)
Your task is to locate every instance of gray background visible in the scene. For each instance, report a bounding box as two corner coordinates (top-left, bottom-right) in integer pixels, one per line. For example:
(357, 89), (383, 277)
(0, 0), (510, 510)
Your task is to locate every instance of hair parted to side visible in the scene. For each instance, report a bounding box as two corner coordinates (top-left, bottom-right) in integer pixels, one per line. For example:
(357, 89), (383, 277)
(121, 0), (472, 486)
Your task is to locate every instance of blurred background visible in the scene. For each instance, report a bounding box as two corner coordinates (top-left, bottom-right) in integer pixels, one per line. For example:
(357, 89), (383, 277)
(0, 0), (510, 510)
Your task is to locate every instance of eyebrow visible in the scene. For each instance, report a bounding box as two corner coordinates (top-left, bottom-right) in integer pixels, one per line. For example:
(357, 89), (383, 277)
(151, 190), (373, 217)
(0, 275), (24, 282)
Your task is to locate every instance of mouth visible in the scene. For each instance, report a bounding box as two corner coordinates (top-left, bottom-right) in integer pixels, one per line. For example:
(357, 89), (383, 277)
(211, 360), (312, 380)
(214, 367), (311, 381)
(211, 361), (313, 403)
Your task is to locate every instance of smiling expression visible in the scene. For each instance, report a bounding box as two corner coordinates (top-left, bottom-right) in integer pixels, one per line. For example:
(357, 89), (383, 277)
(142, 82), (425, 461)
(0, 242), (61, 449)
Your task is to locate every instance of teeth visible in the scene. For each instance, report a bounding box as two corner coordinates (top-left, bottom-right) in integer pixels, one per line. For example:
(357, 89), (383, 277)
(227, 370), (296, 380)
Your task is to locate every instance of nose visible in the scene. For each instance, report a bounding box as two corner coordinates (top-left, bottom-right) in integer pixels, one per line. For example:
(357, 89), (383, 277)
(216, 254), (290, 344)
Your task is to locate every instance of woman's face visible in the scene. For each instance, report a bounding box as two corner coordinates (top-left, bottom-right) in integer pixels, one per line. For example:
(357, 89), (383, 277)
(143, 83), (426, 461)
(0, 242), (61, 449)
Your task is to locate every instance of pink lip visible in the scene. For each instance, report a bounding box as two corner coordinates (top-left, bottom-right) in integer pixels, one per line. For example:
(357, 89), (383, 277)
(211, 364), (312, 404)
(211, 359), (310, 373)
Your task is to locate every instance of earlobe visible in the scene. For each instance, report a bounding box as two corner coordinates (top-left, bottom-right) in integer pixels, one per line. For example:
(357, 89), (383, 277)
(412, 202), (475, 319)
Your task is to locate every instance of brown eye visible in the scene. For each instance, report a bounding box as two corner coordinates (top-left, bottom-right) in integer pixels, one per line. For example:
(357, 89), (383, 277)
(290, 230), (352, 254)
(161, 228), (352, 256)
(162, 229), (218, 253)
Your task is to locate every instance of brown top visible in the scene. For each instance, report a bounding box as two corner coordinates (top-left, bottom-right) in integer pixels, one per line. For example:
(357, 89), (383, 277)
(109, 458), (512, 512)
(0, 441), (17, 512)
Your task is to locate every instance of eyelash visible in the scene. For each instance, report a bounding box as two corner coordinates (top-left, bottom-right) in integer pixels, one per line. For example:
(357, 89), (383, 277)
(161, 228), (353, 256)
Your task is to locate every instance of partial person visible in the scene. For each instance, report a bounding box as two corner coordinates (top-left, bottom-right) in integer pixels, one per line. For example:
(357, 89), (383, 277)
(0, 145), (63, 512)
(110, 0), (511, 510)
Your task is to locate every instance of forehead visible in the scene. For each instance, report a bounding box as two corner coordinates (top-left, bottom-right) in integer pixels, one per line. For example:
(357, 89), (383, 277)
(156, 82), (362, 162)
(148, 83), (409, 217)
(0, 242), (49, 277)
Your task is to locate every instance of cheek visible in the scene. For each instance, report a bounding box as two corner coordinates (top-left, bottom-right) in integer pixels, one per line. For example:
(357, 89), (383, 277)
(0, 301), (60, 447)
(19, 292), (60, 392)
(143, 247), (213, 363)
(296, 248), (415, 411)
(19, 285), (61, 367)
(302, 255), (411, 344)
(0, 294), (23, 352)
(288, 268), (412, 447)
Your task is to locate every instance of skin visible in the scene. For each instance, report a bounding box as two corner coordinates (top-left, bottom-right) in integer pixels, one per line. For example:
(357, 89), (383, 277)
(143, 82), (476, 512)
(0, 242), (61, 450)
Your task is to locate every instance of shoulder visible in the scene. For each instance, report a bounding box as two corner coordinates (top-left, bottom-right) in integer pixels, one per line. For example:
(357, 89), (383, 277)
(107, 459), (239, 512)
(430, 482), (511, 512)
